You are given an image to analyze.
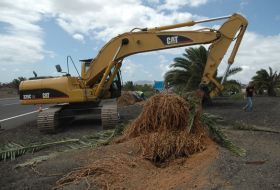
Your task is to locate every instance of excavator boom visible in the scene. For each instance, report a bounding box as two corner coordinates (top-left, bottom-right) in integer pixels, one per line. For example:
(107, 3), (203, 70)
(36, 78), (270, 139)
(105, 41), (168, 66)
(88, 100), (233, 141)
(84, 13), (247, 98)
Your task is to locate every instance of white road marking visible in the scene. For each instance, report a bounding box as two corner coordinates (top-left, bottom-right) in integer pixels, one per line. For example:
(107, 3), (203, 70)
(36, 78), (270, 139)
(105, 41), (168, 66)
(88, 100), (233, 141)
(2, 103), (19, 106)
(0, 108), (48, 122)
(0, 97), (18, 101)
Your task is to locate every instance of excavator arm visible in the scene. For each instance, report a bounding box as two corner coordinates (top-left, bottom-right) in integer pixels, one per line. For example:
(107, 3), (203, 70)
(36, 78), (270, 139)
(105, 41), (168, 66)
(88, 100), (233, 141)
(201, 14), (248, 96)
(85, 13), (248, 98)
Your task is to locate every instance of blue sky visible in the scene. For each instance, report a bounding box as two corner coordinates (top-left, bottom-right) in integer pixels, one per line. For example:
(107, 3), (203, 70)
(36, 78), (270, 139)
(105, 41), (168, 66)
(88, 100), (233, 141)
(0, 0), (279, 83)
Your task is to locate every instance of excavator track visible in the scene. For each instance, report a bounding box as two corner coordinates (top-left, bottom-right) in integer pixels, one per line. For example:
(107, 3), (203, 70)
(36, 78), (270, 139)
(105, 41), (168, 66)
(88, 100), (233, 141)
(37, 106), (62, 133)
(101, 103), (119, 129)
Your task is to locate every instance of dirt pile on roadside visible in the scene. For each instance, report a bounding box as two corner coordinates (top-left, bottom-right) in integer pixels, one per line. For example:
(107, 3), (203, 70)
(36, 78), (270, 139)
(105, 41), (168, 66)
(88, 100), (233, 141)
(117, 91), (142, 107)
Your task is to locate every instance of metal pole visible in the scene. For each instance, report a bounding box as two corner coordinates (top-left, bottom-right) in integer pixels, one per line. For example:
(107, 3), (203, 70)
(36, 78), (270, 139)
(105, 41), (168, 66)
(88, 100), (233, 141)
(195, 15), (231, 24)
(149, 15), (231, 31)
(94, 43), (123, 97)
(221, 64), (231, 84)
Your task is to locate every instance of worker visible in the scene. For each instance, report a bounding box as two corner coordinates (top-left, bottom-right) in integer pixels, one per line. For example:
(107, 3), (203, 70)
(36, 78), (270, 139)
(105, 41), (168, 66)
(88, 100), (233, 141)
(243, 82), (254, 112)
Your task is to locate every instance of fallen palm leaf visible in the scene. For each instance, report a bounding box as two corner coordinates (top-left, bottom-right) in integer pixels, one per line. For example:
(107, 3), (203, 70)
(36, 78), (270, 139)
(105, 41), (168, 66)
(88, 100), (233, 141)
(0, 127), (125, 162)
(15, 152), (59, 168)
(201, 113), (246, 156)
(245, 160), (266, 165)
(233, 122), (280, 133)
(0, 139), (79, 161)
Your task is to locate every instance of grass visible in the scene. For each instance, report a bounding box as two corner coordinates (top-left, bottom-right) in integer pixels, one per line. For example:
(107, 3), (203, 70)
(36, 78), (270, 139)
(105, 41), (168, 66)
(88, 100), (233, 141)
(229, 92), (244, 100)
(144, 90), (155, 98)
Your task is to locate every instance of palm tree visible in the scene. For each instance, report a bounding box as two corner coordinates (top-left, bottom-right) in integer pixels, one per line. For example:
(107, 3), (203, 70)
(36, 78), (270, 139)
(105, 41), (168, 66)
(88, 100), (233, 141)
(164, 46), (242, 93)
(165, 46), (208, 91)
(252, 67), (280, 96)
(11, 77), (26, 93)
(217, 67), (243, 94)
(123, 81), (135, 91)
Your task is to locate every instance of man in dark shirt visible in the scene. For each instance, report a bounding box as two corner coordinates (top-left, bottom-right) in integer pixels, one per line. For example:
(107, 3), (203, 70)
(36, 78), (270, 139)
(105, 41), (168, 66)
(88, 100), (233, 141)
(243, 82), (254, 112)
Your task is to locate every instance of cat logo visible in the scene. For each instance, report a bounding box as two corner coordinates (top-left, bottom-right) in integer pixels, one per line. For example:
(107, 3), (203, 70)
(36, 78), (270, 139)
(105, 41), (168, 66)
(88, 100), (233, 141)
(157, 35), (193, 46)
(166, 36), (178, 45)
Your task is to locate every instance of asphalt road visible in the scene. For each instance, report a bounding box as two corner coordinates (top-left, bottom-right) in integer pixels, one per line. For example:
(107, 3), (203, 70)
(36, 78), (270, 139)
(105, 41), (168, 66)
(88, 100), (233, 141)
(0, 97), (120, 131)
(0, 97), (47, 130)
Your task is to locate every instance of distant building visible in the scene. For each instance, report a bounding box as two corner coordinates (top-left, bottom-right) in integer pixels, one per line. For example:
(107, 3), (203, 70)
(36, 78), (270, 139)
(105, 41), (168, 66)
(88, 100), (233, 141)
(153, 81), (165, 92)
(133, 80), (153, 85)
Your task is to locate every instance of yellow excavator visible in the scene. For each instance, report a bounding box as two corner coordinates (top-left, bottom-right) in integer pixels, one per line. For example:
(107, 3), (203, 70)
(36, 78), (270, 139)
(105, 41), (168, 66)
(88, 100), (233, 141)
(19, 13), (248, 133)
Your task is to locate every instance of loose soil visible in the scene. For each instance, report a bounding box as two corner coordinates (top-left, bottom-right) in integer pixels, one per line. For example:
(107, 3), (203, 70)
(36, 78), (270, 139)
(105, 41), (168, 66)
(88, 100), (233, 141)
(0, 96), (280, 189)
(117, 91), (143, 107)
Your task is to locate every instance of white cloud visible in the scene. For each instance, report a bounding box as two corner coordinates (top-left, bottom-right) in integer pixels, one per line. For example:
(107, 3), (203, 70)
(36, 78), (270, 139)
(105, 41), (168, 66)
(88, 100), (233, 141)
(122, 59), (142, 81)
(122, 59), (153, 81)
(0, 0), (207, 68)
(73, 33), (84, 43)
(219, 32), (280, 83)
(158, 55), (170, 77)
(13, 68), (20, 72)
(146, 0), (160, 4)
(159, 0), (208, 10)
(240, 0), (249, 10)
(0, 0), (52, 66)
(52, 1), (198, 41)
(0, 34), (45, 65)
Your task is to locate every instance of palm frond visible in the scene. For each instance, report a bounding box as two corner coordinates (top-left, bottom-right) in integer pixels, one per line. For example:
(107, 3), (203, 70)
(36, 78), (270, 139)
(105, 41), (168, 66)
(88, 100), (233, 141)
(0, 126), (127, 162)
(164, 46), (208, 90)
(201, 113), (246, 156)
(233, 121), (280, 133)
(0, 139), (79, 161)
(227, 67), (242, 77)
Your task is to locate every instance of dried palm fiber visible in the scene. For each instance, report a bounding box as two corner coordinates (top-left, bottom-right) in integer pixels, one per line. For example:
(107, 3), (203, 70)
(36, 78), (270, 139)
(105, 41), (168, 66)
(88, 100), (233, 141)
(140, 128), (206, 164)
(55, 154), (138, 190)
(123, 93), (190, 138)
(120, 92), (207, 164)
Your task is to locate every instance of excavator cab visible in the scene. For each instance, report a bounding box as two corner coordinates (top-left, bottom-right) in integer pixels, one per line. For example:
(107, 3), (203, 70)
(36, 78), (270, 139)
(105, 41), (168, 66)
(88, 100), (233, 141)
(80, 59), (92, 79)
(80, 58), (122, 98)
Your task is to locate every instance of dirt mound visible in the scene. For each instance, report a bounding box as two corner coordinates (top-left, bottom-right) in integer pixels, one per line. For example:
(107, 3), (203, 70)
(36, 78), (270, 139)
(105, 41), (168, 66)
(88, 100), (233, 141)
(55, 153), (139, 189)
(120, 93), (206, 164)
(55, 138), (218, 190)
(117, 91), (142, 107)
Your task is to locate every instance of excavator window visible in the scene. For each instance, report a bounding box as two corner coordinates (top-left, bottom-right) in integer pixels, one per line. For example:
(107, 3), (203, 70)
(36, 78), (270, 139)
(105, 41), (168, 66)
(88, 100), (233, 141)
(110, 71), (122, 98)
(80, 58), (92, 79)
(84, 62), (90, 73)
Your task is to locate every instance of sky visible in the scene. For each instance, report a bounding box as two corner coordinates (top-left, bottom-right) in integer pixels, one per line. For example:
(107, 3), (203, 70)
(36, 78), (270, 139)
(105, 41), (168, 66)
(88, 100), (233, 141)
(0, 0), (279, 84)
